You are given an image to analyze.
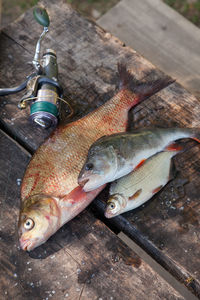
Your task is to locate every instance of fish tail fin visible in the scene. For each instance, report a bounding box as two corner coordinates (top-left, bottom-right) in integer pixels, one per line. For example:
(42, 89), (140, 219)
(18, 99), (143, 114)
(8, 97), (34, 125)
(168, 158), (177, 181)
(192, 136), (200, 144)
(118, 63), (174, 104)
(118, 63), (138, 90)
(186, 128), (200, 143)
(164, 128), (200, 153)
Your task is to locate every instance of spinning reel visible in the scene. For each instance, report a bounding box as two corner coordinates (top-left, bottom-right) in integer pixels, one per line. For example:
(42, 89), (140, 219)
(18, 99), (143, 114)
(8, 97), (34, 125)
(0, 7), (70, 128)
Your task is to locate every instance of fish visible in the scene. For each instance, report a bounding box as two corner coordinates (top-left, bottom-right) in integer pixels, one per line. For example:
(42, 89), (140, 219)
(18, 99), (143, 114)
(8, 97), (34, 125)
(78, 127), (200, 192)
(105, 151), (178, 218)
(18, 64), (171, 251)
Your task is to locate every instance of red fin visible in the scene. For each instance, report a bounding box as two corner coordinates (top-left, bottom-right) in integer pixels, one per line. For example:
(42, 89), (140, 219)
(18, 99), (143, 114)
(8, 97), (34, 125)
(129, 189), (142, 200)
(67, 186), (87, 204)
(192, 137), (200, 143)
(135, 159), (146, 169)
(165, 142), (182, 151)
(63, 185), (106, 205)
(58, 185), (106, 223)
(152, 185), (163, 194)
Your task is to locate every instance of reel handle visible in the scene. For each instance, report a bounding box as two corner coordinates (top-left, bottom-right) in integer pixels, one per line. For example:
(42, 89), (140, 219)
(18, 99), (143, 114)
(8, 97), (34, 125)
(32, 7), (50, 71)
(33, 7), (50, 27)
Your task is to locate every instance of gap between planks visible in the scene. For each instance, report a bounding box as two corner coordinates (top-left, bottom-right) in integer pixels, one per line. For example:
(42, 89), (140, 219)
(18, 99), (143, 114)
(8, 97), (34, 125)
(0, 128), (31, 157)
(118, 232), (198, 300)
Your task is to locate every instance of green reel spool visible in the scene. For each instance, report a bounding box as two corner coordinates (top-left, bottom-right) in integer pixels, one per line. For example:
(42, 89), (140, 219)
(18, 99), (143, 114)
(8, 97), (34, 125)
(30, 101), (58, 117)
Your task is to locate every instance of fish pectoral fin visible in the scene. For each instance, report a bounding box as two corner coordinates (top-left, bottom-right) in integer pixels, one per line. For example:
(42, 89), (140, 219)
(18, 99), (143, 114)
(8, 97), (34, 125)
(61, 186), (87, 205)
(128, 189), (142, 200)
(152, 185), (163, 194)
(165, 142), (183, 152)
(134, 159), (146, 170)
(60, 185), (106, 207)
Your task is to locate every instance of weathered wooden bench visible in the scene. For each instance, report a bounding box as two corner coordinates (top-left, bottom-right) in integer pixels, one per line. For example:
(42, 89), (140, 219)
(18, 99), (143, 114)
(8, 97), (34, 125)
(98, 0), (200, 98)
(0, 0), (199, 299)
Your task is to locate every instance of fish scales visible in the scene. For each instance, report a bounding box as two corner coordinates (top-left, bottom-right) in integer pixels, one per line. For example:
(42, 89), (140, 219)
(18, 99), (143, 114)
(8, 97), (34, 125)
(79, 128), (200, 192)
(21, 89), (135, 200)
(105, 151), (178, 218)
(19, 65), (172, 251)
(111, 151), (176, 194)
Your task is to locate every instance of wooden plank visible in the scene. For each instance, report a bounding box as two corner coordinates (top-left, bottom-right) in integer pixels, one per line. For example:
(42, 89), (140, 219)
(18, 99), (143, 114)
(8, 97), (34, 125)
(0, 0), (1, 28)
(0, 0), (199, 298)
(0, 0), (170, 152)
(0, 130), (185, 300)
(92, 82), (200, 298)
(98, 0), (200, 98)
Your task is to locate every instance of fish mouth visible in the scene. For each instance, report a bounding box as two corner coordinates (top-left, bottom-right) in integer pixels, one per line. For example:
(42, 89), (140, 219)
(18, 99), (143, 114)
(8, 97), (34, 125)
(19, 238), (33, 251)
(78, 178), (89, 188)
(80, 177), (103, 192)
(104, 211), (114, 219)
(78, 172), (105, 192)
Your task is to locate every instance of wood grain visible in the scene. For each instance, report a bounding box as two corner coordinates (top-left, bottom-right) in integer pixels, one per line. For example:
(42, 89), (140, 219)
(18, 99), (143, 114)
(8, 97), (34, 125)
(0, 0), (199, 298)
(0, 130), (185, 300)
(98, 0), (200, 98)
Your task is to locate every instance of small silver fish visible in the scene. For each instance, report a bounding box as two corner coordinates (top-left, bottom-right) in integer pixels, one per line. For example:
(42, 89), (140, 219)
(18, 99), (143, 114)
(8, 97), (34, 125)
(105, 151), (177, 218)
(78, 128), (200, 192)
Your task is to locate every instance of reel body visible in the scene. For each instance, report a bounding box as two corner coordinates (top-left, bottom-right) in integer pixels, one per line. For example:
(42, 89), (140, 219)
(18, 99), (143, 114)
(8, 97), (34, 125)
(21, 49), (62, 128)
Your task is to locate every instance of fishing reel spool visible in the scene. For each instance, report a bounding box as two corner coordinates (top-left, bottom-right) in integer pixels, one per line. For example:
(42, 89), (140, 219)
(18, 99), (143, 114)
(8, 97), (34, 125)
(19, 46), (62, 128)
(0, 7), (68, 129)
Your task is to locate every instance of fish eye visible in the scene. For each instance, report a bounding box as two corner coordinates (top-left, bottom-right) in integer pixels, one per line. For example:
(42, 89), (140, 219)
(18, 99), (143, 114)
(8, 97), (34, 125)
(24, 218), (35, 230)
(85, 163), (94, 171)
(109, 202), (116, 210)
